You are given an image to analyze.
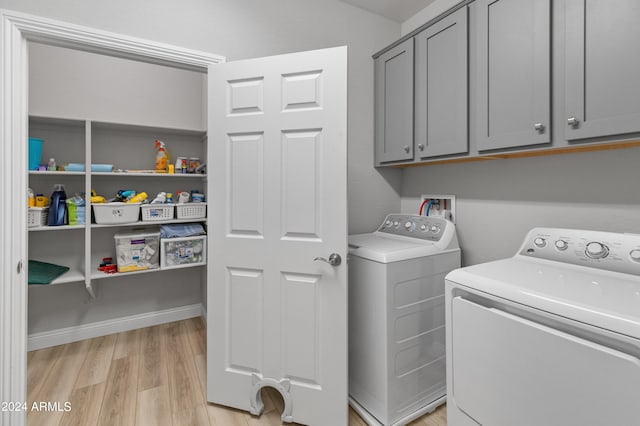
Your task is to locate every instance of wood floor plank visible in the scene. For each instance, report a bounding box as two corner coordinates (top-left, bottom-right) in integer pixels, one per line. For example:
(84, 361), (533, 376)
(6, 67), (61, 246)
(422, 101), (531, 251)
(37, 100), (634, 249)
(135, 386), (172, 426)
(97, 356), (138, 426)
(27, 345), (65, 404)
(138, 325), (167, 391)
(205, 402), (250, 426)
(173, 404), (211, 426)
(75, 334), (117, 389)
(348, 407), (369, 426)
(27, 318), (447, 426)
(27, 339), (91, 426)
(58, 382), (106, 426)
(183, 317), (206, 356)
(164, 321), (204, 413)
(112, 328), (141, 360)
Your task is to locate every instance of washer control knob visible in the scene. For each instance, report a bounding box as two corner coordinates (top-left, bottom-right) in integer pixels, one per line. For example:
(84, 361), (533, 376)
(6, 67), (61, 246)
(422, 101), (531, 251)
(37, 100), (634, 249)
(586, 242), (609, 259)
(404, 221), (413, 230)
(630, 249), (640, 262)
(555, 240), (568, 251)
(420, 224), (427, 231)
(385, 220), (392, 226)
(393, 221), (399, 227)
(534, 237), (546, 248)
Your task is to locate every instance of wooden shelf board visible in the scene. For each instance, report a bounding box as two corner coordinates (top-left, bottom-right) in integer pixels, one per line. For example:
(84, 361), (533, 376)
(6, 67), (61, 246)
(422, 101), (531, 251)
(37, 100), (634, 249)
(91, 172), (206, 178)
(29, 171), (85, 176)
(392, 140), (640, 168)
(90, 263), (204, 281)
(29, 268), (85, 286)
(91, 218), (206, 229)
(29, 225), (85, 232)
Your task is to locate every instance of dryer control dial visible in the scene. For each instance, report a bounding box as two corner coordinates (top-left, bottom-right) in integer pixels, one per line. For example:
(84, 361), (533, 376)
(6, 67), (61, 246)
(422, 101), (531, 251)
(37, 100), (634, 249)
(404, 221), (414, 231)
(586, 242), (609, 259)
(534, 238), (546, 248)
(555, 240), (568, 251)
(629, 249), (640, 262)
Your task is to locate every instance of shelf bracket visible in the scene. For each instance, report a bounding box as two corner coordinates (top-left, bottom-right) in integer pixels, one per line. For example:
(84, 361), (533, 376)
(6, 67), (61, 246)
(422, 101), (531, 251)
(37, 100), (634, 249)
(85, 279), (96, 299)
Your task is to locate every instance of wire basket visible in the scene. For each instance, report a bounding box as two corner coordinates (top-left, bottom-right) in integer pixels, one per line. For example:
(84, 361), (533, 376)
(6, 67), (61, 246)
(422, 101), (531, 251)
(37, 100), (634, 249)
(141, 204), (175, 221)
(28, 207), (49, 227)
(176, 202), (207, 219)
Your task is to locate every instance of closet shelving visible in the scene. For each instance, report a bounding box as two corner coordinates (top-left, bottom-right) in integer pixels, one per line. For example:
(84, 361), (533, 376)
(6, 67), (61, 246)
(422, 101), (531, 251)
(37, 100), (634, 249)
(28, 115), (208, 297)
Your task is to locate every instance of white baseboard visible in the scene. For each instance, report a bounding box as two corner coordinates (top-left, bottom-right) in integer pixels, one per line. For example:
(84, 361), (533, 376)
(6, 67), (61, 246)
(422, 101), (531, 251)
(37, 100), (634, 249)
(28, 303), (202, 351)
(201, 303), (207, 322)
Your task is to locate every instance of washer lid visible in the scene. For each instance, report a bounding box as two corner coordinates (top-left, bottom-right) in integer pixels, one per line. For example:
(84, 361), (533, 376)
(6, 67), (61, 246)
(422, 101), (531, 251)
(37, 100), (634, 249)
(447, 257), (640, 341)
(348, 233), (443, 263)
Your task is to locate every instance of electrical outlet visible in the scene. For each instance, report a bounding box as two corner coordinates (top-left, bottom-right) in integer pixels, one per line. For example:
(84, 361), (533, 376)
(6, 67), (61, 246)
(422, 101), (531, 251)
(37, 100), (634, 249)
(420, 194), (456, 224)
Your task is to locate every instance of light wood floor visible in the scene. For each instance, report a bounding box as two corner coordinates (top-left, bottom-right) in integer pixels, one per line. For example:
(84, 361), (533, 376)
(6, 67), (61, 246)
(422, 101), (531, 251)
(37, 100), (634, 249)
(27, 318), (447, 426)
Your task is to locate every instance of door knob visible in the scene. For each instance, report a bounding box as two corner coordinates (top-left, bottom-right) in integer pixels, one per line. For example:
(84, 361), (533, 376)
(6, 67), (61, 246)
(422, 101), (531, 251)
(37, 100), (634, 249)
(417, 144), (425, 151)
(567, 117), (579, 127)
(534, 123), (545, 133)
(403, 145), (410, 153)
(314, 253), (342, 266)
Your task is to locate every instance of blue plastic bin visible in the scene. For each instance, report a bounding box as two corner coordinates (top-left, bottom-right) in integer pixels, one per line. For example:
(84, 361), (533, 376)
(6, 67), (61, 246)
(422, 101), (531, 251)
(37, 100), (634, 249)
(28, 138), (43, 170)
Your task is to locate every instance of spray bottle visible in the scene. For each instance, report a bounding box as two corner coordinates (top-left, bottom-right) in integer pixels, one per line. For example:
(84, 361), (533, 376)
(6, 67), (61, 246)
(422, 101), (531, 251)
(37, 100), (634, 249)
(154, 140), (170, 172)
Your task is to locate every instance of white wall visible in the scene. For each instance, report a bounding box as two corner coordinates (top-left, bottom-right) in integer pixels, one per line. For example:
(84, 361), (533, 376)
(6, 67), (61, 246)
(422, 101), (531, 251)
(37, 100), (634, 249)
(398, 0), (640, 267)
(401, 0), (462, 35)
(2, 0), (403, 234)
(401, 149), (640, 266)
(29, 43), (206, 130)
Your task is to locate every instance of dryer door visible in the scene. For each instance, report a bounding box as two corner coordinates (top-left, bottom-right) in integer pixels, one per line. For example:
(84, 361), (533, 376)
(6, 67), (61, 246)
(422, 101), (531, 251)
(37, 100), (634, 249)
(450, 296), (640, 426)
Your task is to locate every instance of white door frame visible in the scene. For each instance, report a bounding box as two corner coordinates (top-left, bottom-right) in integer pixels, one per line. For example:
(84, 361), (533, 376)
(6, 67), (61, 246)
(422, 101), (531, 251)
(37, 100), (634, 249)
(0, 9), (223, 425)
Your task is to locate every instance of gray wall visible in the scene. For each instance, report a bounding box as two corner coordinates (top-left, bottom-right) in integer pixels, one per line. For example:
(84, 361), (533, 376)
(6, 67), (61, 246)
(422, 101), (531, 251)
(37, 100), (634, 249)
(10, 0), (404, 334)
(3, 0), (403, 234)
(29, 43), (206, 130)
(399, 0), (640, 267)
(401, 149), (640, 266)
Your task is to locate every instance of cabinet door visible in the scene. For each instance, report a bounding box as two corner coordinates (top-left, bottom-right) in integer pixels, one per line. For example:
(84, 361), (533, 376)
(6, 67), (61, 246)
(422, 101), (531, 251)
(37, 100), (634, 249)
(476, 0), (550, 151)
(415, 7), (468, 159)
(375, 38), (414, 164)
(565, 0), (640, 140)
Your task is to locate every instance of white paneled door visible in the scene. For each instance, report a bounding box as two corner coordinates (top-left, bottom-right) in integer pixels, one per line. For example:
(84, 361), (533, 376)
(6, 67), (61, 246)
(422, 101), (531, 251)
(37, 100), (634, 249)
(207, 47), (348, 425)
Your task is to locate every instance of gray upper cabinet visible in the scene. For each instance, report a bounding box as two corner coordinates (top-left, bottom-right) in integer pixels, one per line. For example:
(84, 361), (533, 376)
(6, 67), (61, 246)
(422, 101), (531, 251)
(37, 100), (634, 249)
(565, 0), (640, 141)
(476, 0), (551, 151)
(415, 7), (468, 159)
(375, 38), (414, 164)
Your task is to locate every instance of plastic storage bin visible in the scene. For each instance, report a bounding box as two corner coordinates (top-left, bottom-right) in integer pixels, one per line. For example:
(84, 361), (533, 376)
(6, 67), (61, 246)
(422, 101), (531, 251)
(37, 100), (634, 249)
(114, 230), (160, 272)
(28, 207), (49, 227)
(161, 236), (206, 269)
(141, 204), (175, 221)
(176, 202), (207, 219)
(93, 202), (141, 224)
(28, 137), (43, 170)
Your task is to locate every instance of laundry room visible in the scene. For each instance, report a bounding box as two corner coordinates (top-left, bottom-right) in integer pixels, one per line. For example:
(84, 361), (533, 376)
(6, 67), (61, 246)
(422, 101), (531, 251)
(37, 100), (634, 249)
(1, 0), (639, 425)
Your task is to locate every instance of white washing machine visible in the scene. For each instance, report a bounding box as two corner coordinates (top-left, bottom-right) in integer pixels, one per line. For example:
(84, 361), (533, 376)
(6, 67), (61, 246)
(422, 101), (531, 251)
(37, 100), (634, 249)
(445, 227), (640, 426)
(348, 214), (460, 426)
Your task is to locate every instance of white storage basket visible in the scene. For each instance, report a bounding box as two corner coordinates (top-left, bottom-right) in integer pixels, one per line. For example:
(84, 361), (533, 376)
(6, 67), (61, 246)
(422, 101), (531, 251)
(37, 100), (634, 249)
(28, 207), (49, 227)
(93, 202), (141, 224)
(176, 202), (207, 219)
(141, 204), (175, 221)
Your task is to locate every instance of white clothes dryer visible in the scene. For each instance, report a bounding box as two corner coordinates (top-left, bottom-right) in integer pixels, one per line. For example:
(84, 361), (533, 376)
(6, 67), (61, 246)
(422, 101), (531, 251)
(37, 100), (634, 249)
(445, 227), (640, 426)
(348, 214), (460, 426)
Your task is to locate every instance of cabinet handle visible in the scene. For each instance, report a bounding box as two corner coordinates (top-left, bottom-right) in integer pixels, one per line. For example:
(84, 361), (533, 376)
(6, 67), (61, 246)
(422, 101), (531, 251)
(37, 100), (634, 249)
(417, 144), (425, 151)
(567, 117), (579, 127)
(403, 145), (410, 153)
(534, 123), (545, 133)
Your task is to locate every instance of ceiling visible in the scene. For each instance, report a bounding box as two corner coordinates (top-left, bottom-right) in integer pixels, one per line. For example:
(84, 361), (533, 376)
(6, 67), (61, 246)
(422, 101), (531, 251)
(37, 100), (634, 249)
(340, 0), (437, 22)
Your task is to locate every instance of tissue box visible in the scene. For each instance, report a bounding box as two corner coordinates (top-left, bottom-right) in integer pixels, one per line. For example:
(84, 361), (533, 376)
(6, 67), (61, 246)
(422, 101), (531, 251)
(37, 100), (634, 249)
(114, 230), (160, 272)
